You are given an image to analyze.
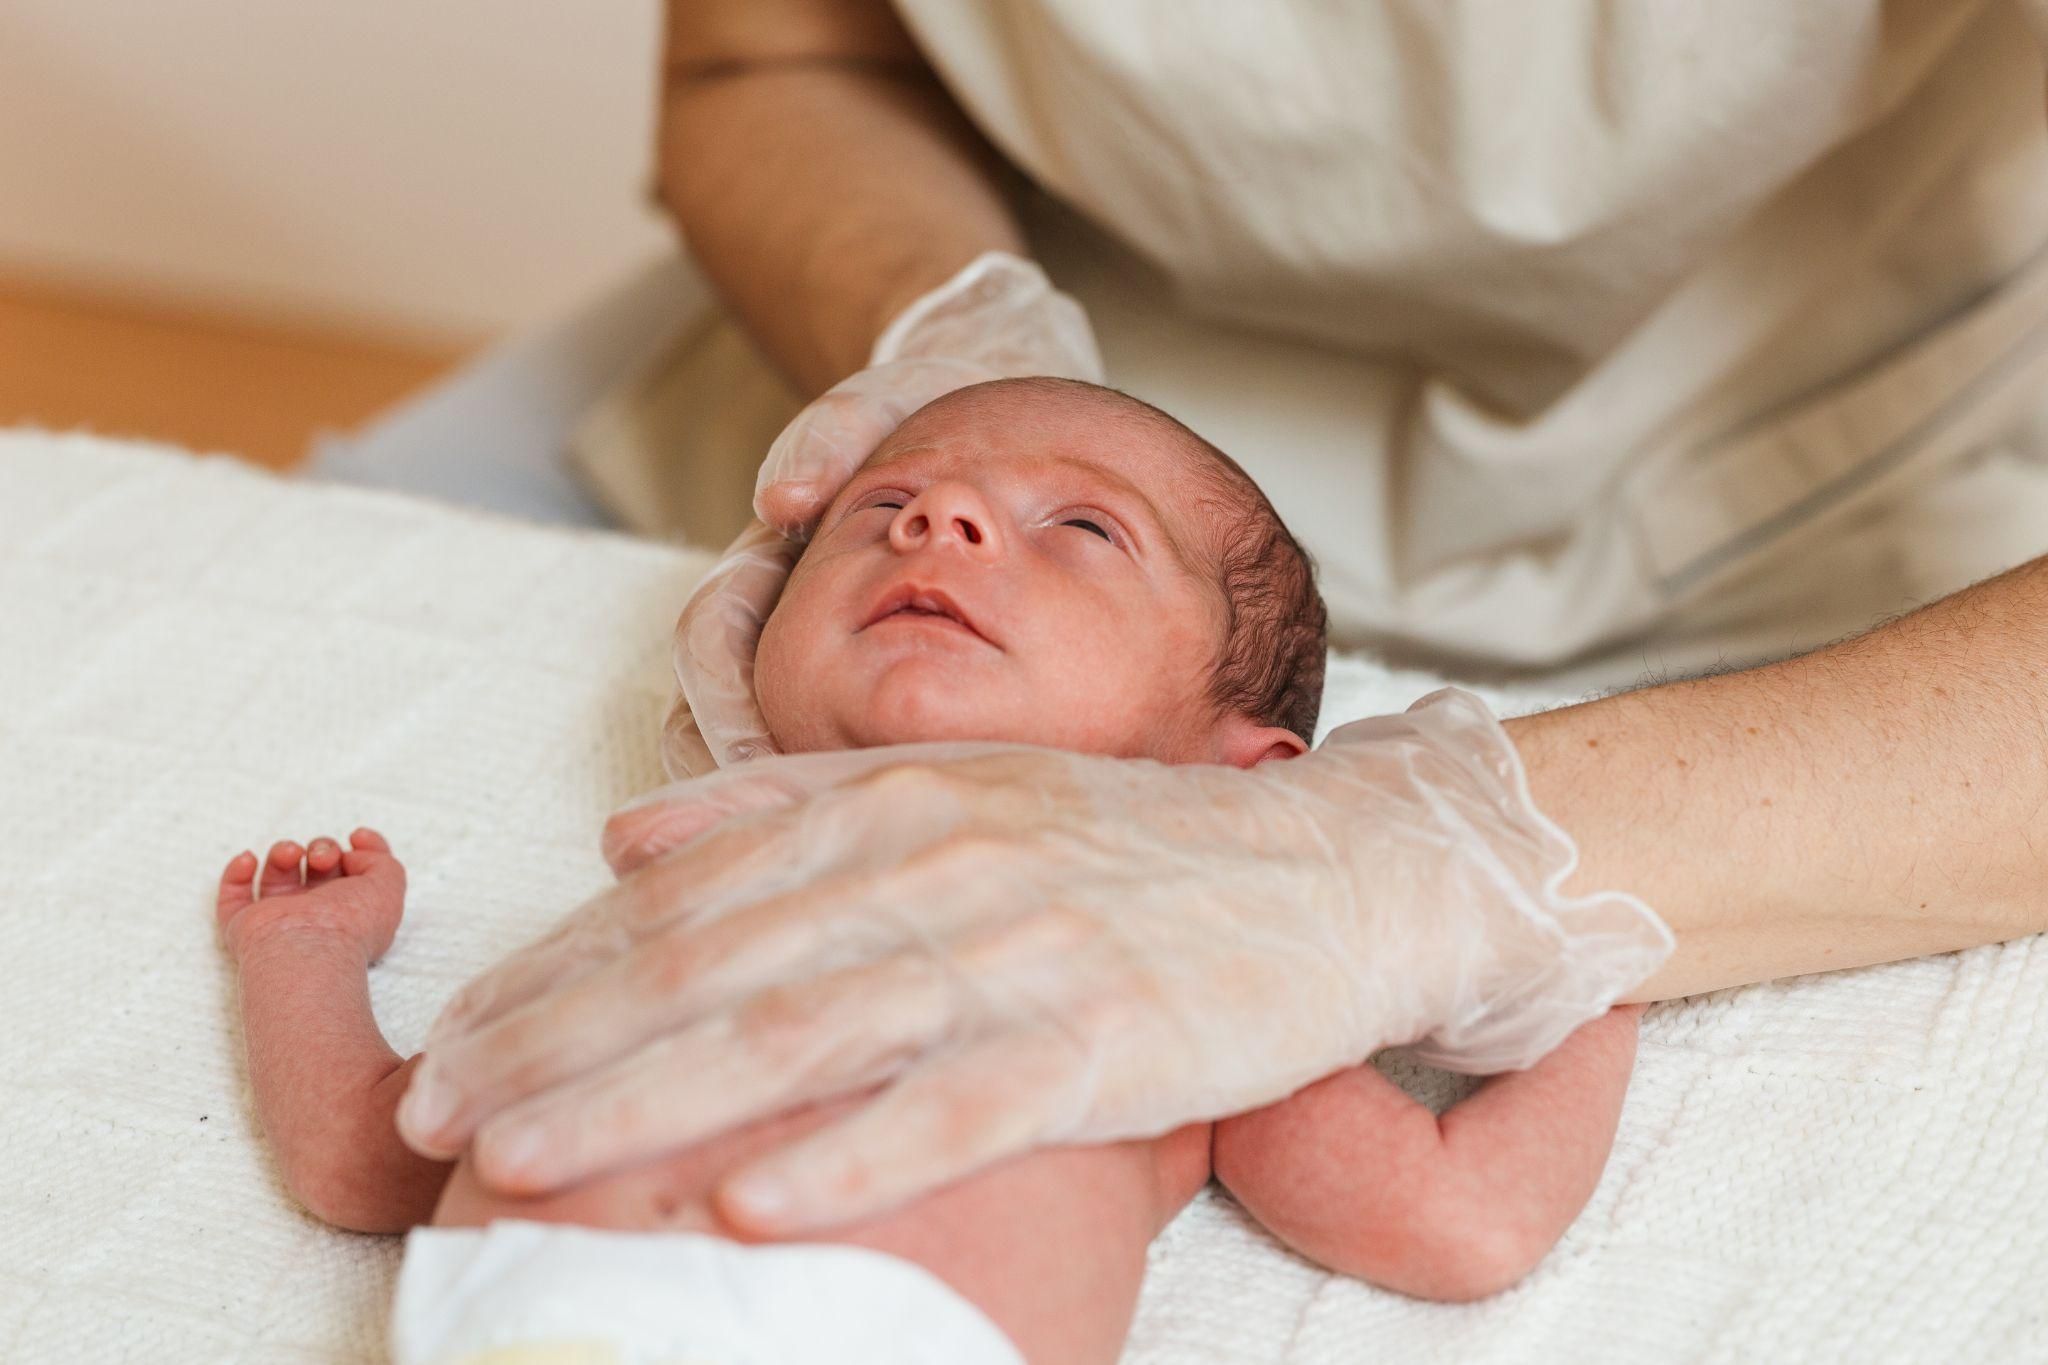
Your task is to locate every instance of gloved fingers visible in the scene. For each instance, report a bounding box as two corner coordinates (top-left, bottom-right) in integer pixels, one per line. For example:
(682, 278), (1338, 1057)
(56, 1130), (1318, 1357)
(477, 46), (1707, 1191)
(603, 739), (1042, 879)
(600, 790), (716, 879)
(601, 764), (825, 877)
(419, 784), (851, 1068)
(403, 925), (686, 1160)
(403, 935), (656, 1160)
(464, 893), (1089, 1193)
(605, 749), (895, 861)
(711, 1030), (1081, 1235)
(403, 832), (995, 1159)
(670, 520), (800, 769)
(752, 357), (997, 538)
(657, 692), (717, 783)
(419, 910), (634, 1054)
(466, 947), (961, 1194)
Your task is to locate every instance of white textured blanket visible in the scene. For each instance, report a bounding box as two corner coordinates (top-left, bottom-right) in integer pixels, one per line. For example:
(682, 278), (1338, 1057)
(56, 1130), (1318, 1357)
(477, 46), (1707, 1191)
(3, 432), (2042, 1363)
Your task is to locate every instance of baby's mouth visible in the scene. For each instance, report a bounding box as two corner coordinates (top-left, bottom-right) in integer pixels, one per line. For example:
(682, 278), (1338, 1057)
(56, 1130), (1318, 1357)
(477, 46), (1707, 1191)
(859, 585), (997, 647)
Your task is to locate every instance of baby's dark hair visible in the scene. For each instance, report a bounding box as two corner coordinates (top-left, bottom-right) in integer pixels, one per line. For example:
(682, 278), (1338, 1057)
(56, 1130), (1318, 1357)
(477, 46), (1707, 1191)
(993, 378), (1328, 744)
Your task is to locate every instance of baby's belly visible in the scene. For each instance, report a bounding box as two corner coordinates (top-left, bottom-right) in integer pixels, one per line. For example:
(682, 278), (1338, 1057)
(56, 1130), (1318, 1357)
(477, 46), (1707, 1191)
(430, 1090), (1213, 1365)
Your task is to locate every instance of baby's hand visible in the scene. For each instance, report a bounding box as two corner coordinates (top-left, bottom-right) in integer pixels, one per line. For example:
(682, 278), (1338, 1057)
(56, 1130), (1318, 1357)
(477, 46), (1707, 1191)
(216, 828), (406, 965)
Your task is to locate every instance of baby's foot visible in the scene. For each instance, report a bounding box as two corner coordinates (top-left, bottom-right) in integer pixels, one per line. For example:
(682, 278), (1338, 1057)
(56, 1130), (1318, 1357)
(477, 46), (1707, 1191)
(216, 827), (407, 965)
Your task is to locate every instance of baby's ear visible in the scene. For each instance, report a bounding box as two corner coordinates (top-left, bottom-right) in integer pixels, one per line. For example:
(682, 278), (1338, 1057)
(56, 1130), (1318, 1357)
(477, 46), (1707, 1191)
(1213, 716), (1308, 769)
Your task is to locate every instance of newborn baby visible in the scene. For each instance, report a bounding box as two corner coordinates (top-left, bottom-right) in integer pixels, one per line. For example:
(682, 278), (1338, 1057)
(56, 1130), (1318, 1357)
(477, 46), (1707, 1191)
(217, 378), (1640, 1364)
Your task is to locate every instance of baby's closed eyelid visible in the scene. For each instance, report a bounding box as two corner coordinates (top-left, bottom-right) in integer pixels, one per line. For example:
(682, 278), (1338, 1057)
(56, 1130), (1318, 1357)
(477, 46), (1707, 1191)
(1047, 506), (1129, 549)
(826, 488), (908, 529)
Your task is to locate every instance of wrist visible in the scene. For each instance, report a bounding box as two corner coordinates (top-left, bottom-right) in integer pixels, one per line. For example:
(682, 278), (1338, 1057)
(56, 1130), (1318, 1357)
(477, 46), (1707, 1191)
(866, 250), (1020, 364)
(227, 905), (373, 971)
(861, 257), (970, 367)
(796, 234), (985, 388)
(1502, 693), (1736, 1004)
(1324, 688), (1671, 1071)
(866, 250), (1103, 381)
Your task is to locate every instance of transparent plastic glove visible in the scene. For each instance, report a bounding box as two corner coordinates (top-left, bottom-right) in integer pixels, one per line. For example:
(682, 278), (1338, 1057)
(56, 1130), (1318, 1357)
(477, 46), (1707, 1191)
(754, 250), (1104, 538)
(397, 688), (1672, 1233)
(664, 252), (1103, 777)
(661, 520), (802, 779)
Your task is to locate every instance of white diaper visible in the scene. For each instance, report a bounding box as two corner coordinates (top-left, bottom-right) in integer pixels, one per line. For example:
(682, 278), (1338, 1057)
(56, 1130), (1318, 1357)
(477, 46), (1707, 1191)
(389, 1220), (1027, 1365)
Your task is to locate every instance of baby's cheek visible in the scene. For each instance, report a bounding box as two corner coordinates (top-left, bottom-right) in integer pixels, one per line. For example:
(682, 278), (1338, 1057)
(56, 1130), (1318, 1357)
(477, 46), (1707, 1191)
(752, 609), (802, 749)
(1032, 643), (1179, 755)
(1134, 626), (1232, 762)
(753, 597), (848, 756)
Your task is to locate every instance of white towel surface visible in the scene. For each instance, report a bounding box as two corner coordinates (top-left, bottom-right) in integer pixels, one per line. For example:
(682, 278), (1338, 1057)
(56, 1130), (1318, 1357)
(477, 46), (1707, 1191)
(2, 431), (2043, 1363)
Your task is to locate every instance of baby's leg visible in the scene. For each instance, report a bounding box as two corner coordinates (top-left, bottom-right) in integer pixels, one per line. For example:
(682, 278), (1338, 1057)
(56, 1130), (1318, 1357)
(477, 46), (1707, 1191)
(436, 1097), (1213, 1365)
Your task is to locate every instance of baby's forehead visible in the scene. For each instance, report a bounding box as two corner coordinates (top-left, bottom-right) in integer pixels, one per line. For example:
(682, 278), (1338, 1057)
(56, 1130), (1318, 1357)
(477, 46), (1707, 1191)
(877, 383), (1171, 456)
(871, 388), (1221, 504)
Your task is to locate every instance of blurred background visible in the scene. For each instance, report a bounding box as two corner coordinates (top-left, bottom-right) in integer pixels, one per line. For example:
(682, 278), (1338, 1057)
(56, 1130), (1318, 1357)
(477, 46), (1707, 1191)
(0, 2), (673, 470)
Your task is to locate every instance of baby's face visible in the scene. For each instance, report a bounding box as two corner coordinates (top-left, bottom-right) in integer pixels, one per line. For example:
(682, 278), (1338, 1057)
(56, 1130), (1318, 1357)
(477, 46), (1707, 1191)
(756, 386), (1242, 763)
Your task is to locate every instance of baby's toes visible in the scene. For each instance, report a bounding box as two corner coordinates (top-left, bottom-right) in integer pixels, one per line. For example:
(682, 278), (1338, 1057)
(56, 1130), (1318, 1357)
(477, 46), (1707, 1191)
(304, 837), (344, 887)
(258, 840), (305, 898)
(216, 851), (258, 924)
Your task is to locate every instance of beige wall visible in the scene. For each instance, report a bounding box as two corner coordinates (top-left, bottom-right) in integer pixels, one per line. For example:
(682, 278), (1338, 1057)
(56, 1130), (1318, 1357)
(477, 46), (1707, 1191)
(0, 2), (675, 342)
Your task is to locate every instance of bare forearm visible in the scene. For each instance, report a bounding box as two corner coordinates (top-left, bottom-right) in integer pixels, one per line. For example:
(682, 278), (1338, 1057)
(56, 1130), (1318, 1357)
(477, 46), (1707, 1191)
(1507, 553), (2048, 1002)
(237, 929), (451, 1232)
(659, 0), (1026, 394)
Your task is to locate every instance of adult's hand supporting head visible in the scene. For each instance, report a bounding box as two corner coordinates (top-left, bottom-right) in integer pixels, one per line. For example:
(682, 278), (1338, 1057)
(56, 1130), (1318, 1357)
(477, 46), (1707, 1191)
(663, 251), (1103, 778)
(396, 688), (1672, 1236)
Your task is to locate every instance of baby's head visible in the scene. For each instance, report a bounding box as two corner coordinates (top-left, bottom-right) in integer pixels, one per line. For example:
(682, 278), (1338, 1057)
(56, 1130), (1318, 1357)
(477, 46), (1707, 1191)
(756, 378), (1327, 767)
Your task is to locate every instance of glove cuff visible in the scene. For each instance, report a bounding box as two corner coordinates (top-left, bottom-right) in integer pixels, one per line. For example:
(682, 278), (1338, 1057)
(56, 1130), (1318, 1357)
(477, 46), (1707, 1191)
(1327, 686), (1674, 1073)
(869, 251), (1104, 383)
(870, 251), (1035, 365)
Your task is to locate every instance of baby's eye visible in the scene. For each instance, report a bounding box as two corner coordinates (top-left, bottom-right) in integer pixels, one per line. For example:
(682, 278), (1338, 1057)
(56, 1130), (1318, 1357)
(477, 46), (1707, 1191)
(1062, 517), (1113, 542)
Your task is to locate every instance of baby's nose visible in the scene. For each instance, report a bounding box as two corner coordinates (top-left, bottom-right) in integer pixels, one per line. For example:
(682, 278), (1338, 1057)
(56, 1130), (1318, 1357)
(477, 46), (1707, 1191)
(890, 482), (1002, 560)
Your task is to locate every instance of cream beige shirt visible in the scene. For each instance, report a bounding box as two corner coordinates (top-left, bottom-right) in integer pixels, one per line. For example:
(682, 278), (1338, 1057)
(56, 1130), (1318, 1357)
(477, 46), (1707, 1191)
(877, 0), (2048, 669)
(581, 1), (2048, 678)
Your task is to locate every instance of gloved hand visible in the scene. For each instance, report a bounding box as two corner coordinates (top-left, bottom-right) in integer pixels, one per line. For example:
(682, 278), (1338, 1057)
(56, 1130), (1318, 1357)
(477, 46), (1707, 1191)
(396, 688), (1672, 1235)
(663, 251), (1102, 777)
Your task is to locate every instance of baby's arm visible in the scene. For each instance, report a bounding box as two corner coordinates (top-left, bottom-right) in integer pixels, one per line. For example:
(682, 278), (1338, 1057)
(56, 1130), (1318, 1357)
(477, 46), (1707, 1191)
(1210, 1005), (1642, 1301)
(217, 832), (453, 1234)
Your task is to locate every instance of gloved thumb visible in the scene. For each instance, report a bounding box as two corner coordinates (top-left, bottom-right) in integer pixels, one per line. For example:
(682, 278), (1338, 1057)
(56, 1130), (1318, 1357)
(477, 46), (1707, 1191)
(601, 742), (1029, 878)
(753, 358), (996, 538)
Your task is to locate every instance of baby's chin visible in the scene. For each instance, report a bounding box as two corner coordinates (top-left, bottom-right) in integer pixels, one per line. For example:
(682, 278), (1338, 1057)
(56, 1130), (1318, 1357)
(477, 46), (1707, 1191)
(770, 665), (1107, 754)
(839, 671), (1052, 750)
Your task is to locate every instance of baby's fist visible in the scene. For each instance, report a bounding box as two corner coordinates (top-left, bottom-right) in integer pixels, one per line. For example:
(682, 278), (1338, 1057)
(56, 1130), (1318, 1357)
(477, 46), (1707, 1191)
(216, 828), (407, 965)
